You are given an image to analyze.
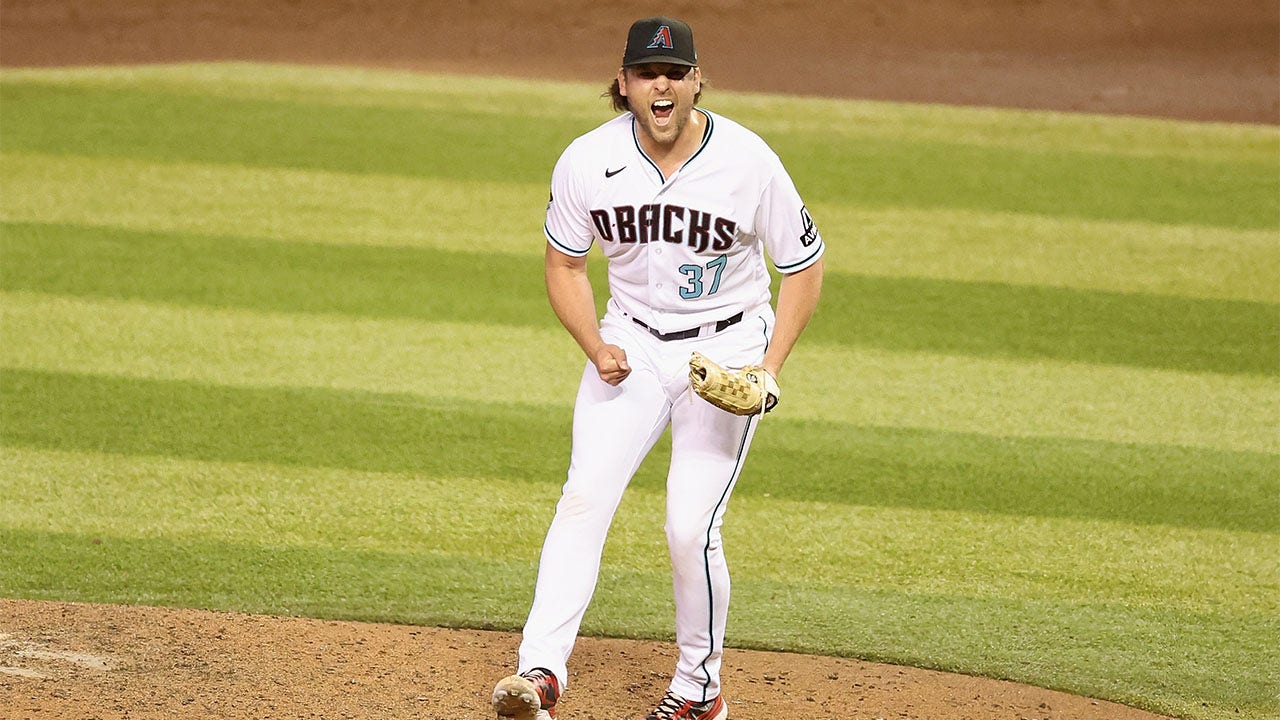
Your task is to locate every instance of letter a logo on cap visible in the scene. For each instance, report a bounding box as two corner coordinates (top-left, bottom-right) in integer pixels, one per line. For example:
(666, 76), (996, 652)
(647, 25), (674, 49)
(623, 18), (696, 66)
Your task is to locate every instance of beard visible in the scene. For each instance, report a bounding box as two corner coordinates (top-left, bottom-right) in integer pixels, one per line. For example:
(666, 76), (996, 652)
(631, 102), (692, 147)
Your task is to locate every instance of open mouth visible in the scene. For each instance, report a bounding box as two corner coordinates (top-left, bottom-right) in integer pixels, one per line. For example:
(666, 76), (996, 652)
(652, 99), (674, 125)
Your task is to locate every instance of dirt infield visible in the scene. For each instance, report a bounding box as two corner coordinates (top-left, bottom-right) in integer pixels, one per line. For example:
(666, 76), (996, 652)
(1, 0), (1276, 123)
(0, 1), (1271, 718)
(0, 600), (1174, 720)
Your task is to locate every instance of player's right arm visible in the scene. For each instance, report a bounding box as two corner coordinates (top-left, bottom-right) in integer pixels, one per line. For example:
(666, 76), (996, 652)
(545, 244), (631, 385)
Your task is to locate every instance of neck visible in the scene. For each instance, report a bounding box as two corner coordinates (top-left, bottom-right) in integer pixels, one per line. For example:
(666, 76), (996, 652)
(636, 109), (705, 174)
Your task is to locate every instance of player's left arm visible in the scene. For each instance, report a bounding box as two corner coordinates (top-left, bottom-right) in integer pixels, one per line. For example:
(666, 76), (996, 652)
(756, 156), (825, 379)
(761, 257), (823, 378)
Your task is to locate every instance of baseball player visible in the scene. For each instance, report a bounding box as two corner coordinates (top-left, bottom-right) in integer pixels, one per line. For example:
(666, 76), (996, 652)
(492, 16), (824, 720)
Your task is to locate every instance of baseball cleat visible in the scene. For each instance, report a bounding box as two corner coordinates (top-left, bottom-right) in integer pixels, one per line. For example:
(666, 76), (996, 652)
(492, 667), (561, 719)
(644, 690), (727, 719)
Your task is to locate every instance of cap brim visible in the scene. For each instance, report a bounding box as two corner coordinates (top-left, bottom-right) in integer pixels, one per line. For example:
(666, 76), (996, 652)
(622, 55), (697, 67)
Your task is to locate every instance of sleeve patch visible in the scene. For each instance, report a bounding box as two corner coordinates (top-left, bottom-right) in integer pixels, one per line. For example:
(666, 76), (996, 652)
(800, 206), (820, 247)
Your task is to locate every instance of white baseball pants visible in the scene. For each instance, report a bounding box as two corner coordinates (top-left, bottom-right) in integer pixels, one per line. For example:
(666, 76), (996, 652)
(518, 307), (772, 703)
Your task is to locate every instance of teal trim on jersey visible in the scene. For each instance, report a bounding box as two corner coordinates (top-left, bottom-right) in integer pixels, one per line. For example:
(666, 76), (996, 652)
(544, 223), (590, 257)
(632, 123), (663, 181)
(684, 108), (715, 168)
(774, 242), (825, 273)
(630, 108), (715, 184)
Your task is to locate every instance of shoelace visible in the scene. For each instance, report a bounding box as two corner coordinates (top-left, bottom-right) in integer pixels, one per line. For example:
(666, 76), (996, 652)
(524, 669), (559, 707)
(646, 691), (708, 719)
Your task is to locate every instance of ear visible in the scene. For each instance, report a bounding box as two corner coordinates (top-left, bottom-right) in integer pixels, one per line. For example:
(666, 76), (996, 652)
(617, 68), (628, 97)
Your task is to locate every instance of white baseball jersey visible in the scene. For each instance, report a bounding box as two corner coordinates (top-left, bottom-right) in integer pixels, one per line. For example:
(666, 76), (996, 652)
(544, 108), (824, 335)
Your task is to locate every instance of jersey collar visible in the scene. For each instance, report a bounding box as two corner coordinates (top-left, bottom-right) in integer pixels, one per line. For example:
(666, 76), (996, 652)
(631, 108), (714, 184)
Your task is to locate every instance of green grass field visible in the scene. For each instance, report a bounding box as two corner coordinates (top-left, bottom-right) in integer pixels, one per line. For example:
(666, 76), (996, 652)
(1, 64), (1277, 720)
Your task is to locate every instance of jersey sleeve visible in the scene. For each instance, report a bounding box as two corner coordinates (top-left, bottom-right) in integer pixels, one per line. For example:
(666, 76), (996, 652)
(543, 144), (594, 257)
(756, 159), (825, 273)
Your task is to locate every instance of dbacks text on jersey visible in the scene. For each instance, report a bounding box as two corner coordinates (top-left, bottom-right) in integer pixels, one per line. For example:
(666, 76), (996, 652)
(590, 203), (736, 253)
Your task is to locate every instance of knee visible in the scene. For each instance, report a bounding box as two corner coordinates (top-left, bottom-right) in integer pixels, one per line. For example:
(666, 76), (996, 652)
(665, 521), (718, 558)
(556, 483), (621, 521)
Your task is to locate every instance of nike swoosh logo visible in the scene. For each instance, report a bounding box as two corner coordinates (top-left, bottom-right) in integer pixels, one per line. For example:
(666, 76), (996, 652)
(605, 166), (626, 178)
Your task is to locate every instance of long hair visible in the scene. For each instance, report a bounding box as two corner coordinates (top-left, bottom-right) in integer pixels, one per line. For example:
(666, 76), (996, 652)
(603, 74), (704, 113)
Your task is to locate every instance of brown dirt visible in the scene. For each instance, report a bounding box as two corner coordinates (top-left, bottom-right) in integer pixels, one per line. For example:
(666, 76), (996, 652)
(0, 1), (1265, 718)
(0, 600), (1173, 720)
(1, 0), (1276, 123)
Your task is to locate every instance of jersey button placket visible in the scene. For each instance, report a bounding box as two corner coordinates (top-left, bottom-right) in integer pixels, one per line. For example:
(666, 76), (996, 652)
(645, 189), (666, 328)
(654, 249), (663, 297)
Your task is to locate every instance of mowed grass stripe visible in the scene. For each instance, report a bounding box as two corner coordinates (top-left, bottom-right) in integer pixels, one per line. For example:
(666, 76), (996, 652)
(4, 292), (1273, 454)
(0, 221), (561, 329)
(3, 369), (1275, 532)
(2, 448), (1272, 614)
(0, 64), (615, 133)
(814, 203), (1280, 304)
(0, 292), (586, 407)
(1, 78), (1275, 229)
(5, 222), (1276, 375)
(729, 92), (1278, 164)
(0, 527), (532, 626)
(7, 63), (1272, 165)
(5, 151), (1276, 303)
(0, 151), (544, 254)
(787, 345), (1278, 455)
(7, 289), (1269, 450)
(0, 81), (574, 184)
(0, 368), (572, 483)
(818, 272), (1277, 375)
(765, 125), (1278, 231)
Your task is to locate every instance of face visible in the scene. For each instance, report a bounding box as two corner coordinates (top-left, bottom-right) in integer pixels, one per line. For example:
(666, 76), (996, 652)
(618, 63), (702, 147)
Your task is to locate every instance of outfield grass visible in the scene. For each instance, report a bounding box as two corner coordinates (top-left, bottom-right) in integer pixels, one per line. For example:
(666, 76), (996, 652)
(1, 64), (1277, 720)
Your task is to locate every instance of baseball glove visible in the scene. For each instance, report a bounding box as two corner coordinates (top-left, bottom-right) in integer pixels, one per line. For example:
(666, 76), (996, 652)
(688, 352), (780, 416)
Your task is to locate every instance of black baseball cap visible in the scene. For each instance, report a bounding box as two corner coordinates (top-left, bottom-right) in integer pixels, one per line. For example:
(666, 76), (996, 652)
(622, 17), (698, 67)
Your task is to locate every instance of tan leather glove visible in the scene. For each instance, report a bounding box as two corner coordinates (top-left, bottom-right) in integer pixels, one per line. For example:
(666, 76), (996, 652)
(688, 352), (780, 416)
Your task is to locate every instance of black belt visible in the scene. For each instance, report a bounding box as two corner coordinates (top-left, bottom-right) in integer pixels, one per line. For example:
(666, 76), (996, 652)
(632, 312), (744, 342)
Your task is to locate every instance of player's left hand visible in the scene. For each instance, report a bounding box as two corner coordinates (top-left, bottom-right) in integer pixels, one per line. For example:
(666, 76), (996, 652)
(688, 352), (780, 416)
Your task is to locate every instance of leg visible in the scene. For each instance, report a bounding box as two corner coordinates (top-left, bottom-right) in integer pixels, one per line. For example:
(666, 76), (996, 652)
(517, 360), (672, 688)
(663, 397), (760, 703)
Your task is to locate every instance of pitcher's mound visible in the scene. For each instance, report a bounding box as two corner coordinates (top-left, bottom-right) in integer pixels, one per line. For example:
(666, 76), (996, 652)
(0, 600), (1172, 720)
